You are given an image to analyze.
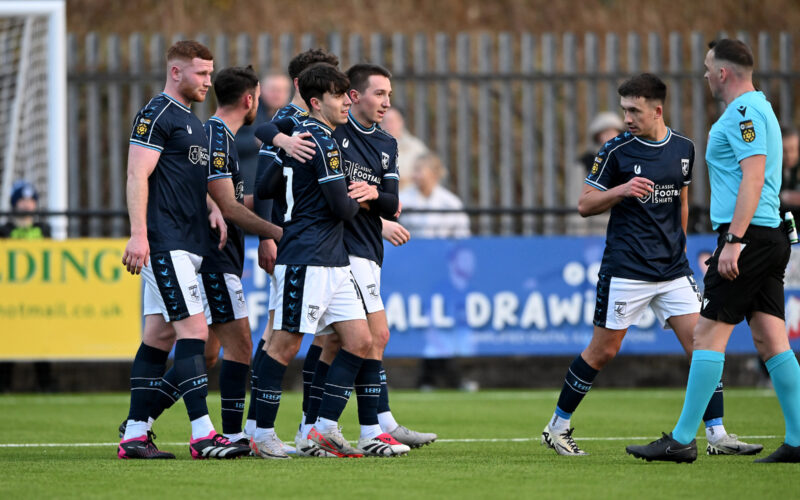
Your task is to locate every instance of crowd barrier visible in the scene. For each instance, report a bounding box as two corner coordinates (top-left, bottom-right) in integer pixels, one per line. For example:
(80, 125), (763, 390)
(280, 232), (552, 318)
(2, 236), (800, 360)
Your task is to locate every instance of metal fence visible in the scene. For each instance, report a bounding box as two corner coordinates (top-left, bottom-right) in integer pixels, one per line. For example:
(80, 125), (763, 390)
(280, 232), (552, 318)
(65, 30), (800, 237)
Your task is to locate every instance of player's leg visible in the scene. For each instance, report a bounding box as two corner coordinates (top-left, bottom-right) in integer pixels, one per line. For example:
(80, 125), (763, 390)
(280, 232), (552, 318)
(244, 271), (277, 437)
(296, 333), (336, 457)
(542, 274), (648, 456)
(249, 264), (302, 459)
(300, 336), (325, 435)
(119, 311), (176, 459)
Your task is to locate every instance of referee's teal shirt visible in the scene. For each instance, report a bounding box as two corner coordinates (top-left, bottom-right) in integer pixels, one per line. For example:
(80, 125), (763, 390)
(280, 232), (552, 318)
(706, 90), (782, 230)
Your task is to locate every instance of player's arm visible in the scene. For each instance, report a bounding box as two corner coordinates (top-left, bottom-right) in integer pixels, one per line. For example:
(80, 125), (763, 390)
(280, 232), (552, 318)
(208, 178), (283, 241)
(364, 177), (399, 219)
(122, 145), (159, 275)
(680, 186), (689, 236)
(255, 158), (285, 201)
(255, 119), (316, 162)
(577, 178), (654, 217)
(321, 180), (361, 221)
(717, 154), (766, 280)
(206, 194), (227, 250)
(381, 218), (410, 246)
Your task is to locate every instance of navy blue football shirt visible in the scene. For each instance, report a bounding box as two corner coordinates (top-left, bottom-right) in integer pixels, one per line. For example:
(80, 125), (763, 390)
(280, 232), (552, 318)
(334, 112), (399, 266)
(200, 116), (245, 276)
(129, 93), (209, 256)
(275, 118), (354, 267)
(255, 103), (308, 227)
(585, 129), (695, 281)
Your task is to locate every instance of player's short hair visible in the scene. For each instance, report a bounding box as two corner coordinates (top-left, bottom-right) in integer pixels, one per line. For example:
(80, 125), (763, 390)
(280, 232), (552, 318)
(298, 63), (350, 109)
(166, 40), (213, 63)
(214, 65), (259, 107)
(708, 39), (754, 69)
(346, 63), (392, 93)
(617, 73), (667, 104)
(781, 123), (799, 139)
(288, 48), (340, 80)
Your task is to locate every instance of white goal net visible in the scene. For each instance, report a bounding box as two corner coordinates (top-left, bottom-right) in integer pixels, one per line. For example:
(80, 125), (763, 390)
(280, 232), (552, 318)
(0, 1), (66, 237)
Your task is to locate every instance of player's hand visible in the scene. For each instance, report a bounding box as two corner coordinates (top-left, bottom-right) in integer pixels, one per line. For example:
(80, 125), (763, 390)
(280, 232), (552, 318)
(394, 200), (403, 219)
(382, 220), (411, 246)
(275, 132), (315, 162)
(122, 234), (150, 275)
(717, 242), (741, 280)
(620, 177), (654, 198)
(258, 239), (277, 274)
(349, 181), (379, 203)
(209, 209), (227, 250)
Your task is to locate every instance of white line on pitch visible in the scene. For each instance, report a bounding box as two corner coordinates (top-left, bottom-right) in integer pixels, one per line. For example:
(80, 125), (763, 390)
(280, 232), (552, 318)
(0, 435), (782, 448)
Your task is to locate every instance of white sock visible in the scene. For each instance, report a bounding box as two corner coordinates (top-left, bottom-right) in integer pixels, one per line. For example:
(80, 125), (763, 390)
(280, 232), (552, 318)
(224, 431), (246, 442)
(360, 424), (383, 440)
(315, 417), (337, 434)
(254, 427), (275, 442)
(123, 420), (147, 441)
(301, 423), (313, 439)
(706, 424), (727, 443)
(244, 419), (256, 437)
(146, 417), (155, 431)
(190, 415), (215, 440)
(549, 412), (570, 433)
(378, 411), (399, 433)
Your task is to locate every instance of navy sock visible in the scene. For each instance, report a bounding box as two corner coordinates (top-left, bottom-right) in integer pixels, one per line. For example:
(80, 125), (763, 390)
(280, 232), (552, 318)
(355, 359), (382, 426)
(220, 359), (249, 434)
(318, 349), (364, 423)
(174, 339), (209, 421)
(302, 344), (323, 414)
(703, 381), (724, 423)
(245, 339), (266, 423)
(255, 355), (287, 429)
(377, 363), (391, 414)
(305, 361), (330, 426)
(149, 365), (180, 421)
(127, 343), (169, 422)
(555, 355), (599, 416)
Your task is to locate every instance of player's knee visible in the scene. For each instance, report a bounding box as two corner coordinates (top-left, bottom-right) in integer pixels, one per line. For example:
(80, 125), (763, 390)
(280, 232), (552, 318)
(343, 331), (372, 358)
(372, 327), (390, 349)
(205, 352), (219, 369)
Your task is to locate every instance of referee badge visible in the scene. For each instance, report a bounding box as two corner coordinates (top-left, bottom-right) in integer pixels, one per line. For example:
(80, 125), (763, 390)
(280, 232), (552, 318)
(739, 120), (755, 143)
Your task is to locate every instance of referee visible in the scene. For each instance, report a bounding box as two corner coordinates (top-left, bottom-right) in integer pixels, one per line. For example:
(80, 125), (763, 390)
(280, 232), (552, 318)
(627, 38), (800, 463)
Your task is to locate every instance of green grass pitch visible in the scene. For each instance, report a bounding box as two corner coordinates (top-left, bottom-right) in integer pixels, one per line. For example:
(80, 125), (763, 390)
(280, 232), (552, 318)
(1, 388), (799, 499)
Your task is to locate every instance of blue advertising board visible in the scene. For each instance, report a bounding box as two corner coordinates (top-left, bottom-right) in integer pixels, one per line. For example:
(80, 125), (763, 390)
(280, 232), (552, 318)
(238, 235), (800, 358)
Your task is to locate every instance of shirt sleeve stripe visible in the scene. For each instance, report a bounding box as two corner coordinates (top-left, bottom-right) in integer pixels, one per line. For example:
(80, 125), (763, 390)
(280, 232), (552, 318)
(318, 174), (345, 184)
(129, 140), (163, 152)
(383, 173), (400, 180)
(208, 173), (232, 181)
(584, 179), (608, 191)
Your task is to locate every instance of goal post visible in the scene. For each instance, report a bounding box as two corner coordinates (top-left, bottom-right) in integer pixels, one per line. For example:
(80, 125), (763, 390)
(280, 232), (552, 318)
(0, 0), (66, 238)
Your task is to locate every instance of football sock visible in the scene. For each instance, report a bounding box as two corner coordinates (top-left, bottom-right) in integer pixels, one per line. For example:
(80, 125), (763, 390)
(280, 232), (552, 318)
(554, 355), (599, 416)
(245, 339), (266, 427)
(305, 361), (330, 426)
(360, 424), (383, 440)
(377, 363), (391, 414)
(174, 339), (210, 422)
(302, 344), (323, 414)
(146, 417), (155, 432)
(702, 381), (724, 423)
(378, 411), (399, 433)
(766, 350), (800, 446)
(355, 359), (382, 428)
(219, 359), (249, 435)
(190, 414), (215, 440)
(149, 366), (180, 421)
(315, 417), (338, 434)
(255, 355), (287, 430)
(126, 342), (170, 431)
(318, 349), (364, 423)
(549, 407), (572, 434)
(123, 420), (148, 441)
(672, 350), (724, 445)
(254, 426), (277, 442)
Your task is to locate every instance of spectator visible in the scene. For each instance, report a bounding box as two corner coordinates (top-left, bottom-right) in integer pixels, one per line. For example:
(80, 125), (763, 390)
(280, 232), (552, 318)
(780, 124), (800, 217)
(400, 153), (470, 238)
(0, 180), (51, 238)
(0, 180), (53, 392)
(382, 107), (429, 191)
(567, 111), (625, 235)
(235, 71), (292, 195)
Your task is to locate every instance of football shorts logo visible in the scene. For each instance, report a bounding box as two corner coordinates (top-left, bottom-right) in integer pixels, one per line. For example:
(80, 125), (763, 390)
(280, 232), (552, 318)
(681, 158), (690, 176)
(235, 289), (245, 305)
(367, 284), (379, 298)
(307, 305), (320, 321)
(382, 152), (390, 171)
(740, 120), (755, 142)
(188, 284), (201, 303)
(614, 301), (627, 317)
(633, 164), (642, 175)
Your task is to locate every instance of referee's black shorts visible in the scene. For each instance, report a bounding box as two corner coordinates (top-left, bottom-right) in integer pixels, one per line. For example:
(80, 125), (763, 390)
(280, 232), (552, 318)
(701, 223), (790, 325)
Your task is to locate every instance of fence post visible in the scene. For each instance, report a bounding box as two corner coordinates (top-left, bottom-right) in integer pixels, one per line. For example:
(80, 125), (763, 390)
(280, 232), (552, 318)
(520, 32), (537, 234)
(477, 33), (493, 235)
(605, 33), (619, 111)
(690, 32), (708, 228)
(85, 32), (101, 236)
(413, 33), (428, 146)
(236, 33), (251, 66)
(107, 35), (124, 236)
(66, 33), (80, 236)
(498, 32), (514, 234)
(434, 33), (449, 168)
(455, 33), (472, 209)
(348, 33), (362, 67)
(668, 32), (682, 132)
(370, 33), (384, 65)
(257, 33), (272, 72)
(563, 32), (579, 234)
(779, 32), (793, 123)
(391, 33), (407, 113)
(542, 33), (557, 234)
